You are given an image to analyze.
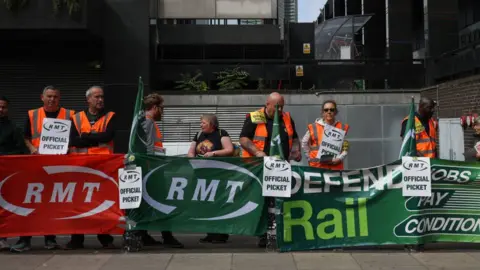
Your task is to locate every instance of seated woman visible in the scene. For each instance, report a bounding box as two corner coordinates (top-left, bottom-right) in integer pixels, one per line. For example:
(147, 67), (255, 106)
(187, 113), (234, 243)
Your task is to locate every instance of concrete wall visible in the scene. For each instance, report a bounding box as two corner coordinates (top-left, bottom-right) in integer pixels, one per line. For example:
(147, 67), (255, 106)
(155, 0), (277, 19)
(159, 91), (421, 169)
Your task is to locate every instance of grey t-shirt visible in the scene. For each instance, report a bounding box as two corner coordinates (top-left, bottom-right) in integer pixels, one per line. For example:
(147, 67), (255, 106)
(141, 117), (157, 155)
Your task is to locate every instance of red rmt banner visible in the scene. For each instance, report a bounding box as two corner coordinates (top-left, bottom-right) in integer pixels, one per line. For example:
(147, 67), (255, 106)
(0, 154), (126, 237)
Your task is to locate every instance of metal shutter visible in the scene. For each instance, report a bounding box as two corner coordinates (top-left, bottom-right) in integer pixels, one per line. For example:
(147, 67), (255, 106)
(158, 106), (259, 142)
(0, 60), (103, 128)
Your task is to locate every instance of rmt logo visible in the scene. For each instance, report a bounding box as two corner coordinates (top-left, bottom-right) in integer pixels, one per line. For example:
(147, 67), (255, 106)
(43, 121), (69, 133)
(119, 170), (141, 183)
(403, 159), (428, 172)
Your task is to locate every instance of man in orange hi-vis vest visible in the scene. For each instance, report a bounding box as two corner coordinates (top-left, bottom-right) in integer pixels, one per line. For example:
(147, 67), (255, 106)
(400, 97), (438, 159)
(139, 93), (184, 248)
(10, 86), (75, 253)
(301, 100), (350, 170)
(400, 97), (437, 253)
(239, 92), (301, 248)
(64, 86), (116, 250)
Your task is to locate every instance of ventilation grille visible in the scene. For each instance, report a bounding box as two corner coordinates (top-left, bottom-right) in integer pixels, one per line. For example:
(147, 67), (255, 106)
(158, 106), (259, 142)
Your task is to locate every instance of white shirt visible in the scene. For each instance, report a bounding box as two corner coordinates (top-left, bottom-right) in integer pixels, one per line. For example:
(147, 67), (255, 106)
(301, 118), (348, 160)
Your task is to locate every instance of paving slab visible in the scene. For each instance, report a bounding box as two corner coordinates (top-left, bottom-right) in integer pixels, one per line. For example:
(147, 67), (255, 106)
(0, 255), (54, 270)
(100, 254), (172, 270)
(33, 254), (112, 270)
(293, 253), (361, 270)
(351, 253), (427, 270)
(233, 253), (296, 270)
(166, 254), (232, 270)
(411, 252), (479, 269)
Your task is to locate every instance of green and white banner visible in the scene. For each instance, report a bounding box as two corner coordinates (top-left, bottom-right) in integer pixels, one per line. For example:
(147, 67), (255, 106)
(127, 154), (267, 236)
(276, 159), (480, 251)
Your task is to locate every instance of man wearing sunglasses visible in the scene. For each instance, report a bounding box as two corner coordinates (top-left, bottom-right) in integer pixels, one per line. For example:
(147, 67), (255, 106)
(301, 100), (350, 170)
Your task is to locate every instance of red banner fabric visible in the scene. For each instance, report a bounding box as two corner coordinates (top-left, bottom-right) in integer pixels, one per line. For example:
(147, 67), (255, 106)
(0, 154), (126, 237)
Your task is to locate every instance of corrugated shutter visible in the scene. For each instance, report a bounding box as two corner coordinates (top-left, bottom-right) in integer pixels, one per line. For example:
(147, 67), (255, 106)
(158, 106), (259, 142)
(0, 60), (103, 128)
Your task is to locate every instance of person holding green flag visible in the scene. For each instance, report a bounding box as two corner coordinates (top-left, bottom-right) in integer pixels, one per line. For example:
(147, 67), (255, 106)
(400, 97), (437, 159)
(239, 92), (301, 247)
(400, 96), (437, 253)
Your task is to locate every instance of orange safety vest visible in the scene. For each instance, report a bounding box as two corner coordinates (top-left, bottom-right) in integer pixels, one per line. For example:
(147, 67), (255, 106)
(28, 107), (75, 148)
(241, 108), (294, 157)
(307, 121), (349, 170)
(71, 111), (115, 154)
(403, 116), (437, 158)
(146, 115), (164, 155)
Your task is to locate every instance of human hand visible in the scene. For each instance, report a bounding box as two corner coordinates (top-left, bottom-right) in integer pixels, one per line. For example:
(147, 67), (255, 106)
(290, 151), (302, 162)
(476, 152), (480, 159)
(331, 158), (341, 165)
(30, 147), (38, 154)
(255, 151), (266, 157)
(203, 151), (216, 158)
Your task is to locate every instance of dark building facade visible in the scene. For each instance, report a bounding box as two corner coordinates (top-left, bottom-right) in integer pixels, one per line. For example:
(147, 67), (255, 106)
(0, 0), (431, 152)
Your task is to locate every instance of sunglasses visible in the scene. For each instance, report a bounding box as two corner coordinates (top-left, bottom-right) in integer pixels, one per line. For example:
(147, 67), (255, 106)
(323, 108), (335, 112)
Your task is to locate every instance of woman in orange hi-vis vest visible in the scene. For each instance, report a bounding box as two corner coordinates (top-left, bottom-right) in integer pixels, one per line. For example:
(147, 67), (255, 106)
(301, 100), (350, 170)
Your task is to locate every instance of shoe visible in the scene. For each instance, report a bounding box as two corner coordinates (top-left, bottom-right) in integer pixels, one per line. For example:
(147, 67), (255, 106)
(404, 244), (424, 252)
(199, 235), (214, 243)
(163, 237), (184, 248)
(142, 233), (162, 246)
(257, 236), (267, 248)
(44, 239), (59, 250)
(63, 241), (84, 250)
(102, 243), (116, 249)
(10, 241), (31, 253)
(0, 239), (9, 251)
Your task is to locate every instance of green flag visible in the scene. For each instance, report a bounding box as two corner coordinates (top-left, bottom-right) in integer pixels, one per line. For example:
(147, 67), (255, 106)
(269, 104), (285, 159)
(128, 76), (147, 154)
(399, 97), (417, 158)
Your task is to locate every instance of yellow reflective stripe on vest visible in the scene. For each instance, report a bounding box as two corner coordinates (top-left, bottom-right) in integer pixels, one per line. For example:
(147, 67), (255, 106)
(311, 122), (320, 150)
(74, 113), (82, 134)
(64, 109), (72, 120)
(31, 109), (41, 139)
(253, 135), (266, 141)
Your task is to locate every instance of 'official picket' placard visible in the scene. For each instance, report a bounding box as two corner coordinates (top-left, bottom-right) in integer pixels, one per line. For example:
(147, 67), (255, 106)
(118, 167), (143, 209)
(38, 118), (71, 155)
(262, 156), (292, 197)
(402, 157), (432, 197)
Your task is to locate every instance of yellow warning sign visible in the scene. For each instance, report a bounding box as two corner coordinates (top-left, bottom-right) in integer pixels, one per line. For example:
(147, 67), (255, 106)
(303, 43), (311, 54)
(295, 65), (304, 77)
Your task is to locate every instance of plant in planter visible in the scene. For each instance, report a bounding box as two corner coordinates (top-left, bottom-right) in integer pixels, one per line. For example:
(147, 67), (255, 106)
(175, 71), (208, 92)
(52, 0), (81, 16)
(3, 0), (28, 11)
(215, 66), (249, 91)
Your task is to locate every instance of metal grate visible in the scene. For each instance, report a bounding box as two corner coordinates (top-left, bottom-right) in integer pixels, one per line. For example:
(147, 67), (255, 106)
(0, 61), (104, 128)
(158, 106), (260, 142)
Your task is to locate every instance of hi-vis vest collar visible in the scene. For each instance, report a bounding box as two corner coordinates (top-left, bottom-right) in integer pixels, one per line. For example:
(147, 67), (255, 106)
(313, 118), (341, 127)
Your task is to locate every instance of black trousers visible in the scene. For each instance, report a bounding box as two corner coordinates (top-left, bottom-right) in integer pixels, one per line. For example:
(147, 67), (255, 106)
(19, 235), (55, 243)
(70, 234), (113, 246)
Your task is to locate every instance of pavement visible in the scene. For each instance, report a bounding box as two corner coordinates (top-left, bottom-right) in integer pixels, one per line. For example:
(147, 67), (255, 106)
(2, 234), (480, 270)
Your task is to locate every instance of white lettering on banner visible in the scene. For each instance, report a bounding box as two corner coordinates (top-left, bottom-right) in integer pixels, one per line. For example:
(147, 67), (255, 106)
(262, 156), (292, 197)
(402, 157), (432, 197)
(403, 217), (480, 235)
(38, 118), (71, 155)
(165, 178), (243, 203)
(23, 182), (101, 203)
(118, 167), (143, 209)
(316, 124), (346, 159)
